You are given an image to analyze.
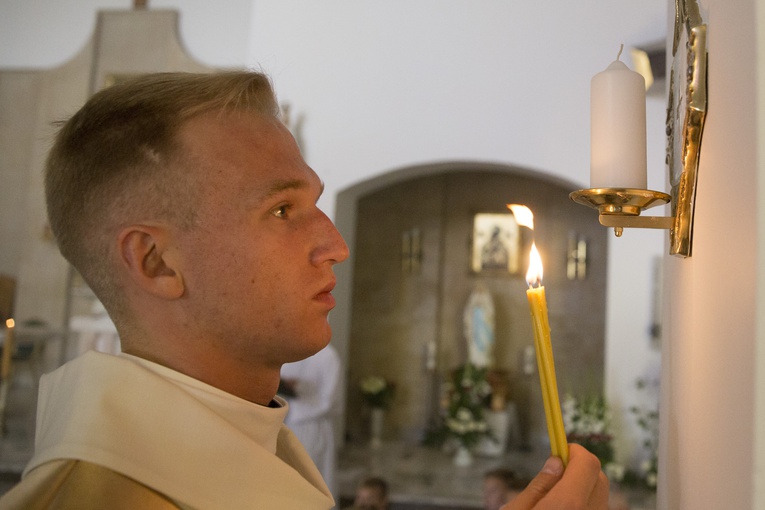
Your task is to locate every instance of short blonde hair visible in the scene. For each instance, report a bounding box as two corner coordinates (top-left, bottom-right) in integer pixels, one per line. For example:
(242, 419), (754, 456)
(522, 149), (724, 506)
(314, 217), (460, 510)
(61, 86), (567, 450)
(45, 71), (279, 319)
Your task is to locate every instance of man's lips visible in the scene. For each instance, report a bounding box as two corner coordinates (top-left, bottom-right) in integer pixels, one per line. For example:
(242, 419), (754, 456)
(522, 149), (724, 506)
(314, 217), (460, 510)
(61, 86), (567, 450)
(314, 280), (337, 308)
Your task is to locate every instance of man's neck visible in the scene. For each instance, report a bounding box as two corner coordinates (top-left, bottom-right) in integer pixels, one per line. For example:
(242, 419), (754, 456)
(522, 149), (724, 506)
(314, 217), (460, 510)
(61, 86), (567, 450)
(121, 344), (280, 406)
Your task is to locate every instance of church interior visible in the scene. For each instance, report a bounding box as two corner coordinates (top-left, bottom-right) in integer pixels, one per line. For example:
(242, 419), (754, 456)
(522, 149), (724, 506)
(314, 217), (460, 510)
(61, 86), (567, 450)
(1, 1), (763, 509)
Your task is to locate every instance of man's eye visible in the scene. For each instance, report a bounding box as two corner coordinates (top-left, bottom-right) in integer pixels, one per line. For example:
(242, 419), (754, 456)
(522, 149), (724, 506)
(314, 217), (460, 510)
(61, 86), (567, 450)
(272, 205), (290, 218)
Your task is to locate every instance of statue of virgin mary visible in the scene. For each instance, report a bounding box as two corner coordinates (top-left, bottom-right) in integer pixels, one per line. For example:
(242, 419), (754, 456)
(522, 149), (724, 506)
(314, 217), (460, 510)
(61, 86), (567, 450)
(463, 283), (496, 368)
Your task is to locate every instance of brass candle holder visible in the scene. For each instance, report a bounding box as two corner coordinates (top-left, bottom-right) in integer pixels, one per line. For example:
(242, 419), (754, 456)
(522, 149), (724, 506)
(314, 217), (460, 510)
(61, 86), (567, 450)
(569, 179), (696, 258)
(570, 0), (707, 258)
(569, 187), (673, 237)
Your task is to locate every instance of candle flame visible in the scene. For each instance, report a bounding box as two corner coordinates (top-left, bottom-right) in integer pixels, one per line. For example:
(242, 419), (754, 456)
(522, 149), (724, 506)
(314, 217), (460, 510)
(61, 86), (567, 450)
(5, 318), (14, 329)
(526, 243), (543, 287)
(507, 204), (534, 230)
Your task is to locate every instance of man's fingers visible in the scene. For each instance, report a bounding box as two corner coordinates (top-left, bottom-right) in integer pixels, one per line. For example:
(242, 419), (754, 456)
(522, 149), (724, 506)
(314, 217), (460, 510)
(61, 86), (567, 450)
(587, 471), (610, 508)
(500, 445), (610, 510)
(546, 444), (608, 504)
(502, 457), (564, 510)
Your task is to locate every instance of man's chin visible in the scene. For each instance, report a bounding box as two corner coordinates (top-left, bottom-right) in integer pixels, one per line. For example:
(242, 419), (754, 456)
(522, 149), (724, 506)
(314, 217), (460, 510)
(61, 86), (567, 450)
(290, 333), (331, 362)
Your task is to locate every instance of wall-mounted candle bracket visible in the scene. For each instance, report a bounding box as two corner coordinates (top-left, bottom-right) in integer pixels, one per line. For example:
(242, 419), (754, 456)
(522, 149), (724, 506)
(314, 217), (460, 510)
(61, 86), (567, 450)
(571, 0), (706, 259)
(569, 182), (695, 257)
(569, 186), (668, 230)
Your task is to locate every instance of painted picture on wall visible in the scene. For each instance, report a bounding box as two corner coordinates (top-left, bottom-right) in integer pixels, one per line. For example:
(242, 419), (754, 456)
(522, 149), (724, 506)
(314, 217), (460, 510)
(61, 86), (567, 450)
(471, 213), (520, 274)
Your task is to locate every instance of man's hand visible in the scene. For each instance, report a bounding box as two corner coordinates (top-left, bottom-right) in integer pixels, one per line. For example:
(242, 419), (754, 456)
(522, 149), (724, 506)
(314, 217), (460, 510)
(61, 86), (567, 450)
(502, 444), (609, 509)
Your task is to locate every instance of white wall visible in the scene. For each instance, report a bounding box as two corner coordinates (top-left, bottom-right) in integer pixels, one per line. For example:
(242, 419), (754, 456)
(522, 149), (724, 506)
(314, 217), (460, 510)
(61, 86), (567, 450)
(756, 0), (765, 506)
(0, 0), (668, 467)
(659, 0), (763, 508)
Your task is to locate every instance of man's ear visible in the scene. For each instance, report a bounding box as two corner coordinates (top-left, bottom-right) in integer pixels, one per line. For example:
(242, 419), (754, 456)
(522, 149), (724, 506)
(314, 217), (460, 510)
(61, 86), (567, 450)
(118, 225), (185, 299)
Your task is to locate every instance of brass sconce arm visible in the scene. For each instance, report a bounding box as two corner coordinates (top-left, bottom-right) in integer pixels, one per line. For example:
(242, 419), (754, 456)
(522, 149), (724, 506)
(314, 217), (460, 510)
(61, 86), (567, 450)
(598, 214), (673, 232)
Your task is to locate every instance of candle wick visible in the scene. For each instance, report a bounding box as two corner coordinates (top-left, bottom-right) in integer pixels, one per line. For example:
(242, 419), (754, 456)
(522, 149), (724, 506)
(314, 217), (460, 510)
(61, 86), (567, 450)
(616, 43), (624, 61)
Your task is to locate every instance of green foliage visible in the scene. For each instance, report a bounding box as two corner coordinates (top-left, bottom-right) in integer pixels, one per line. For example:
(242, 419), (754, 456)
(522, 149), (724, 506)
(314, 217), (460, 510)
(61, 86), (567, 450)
(359, 375), (395, 409)
(624, 378), (659, 489)
(424, 363), (493, 450)
(563, 393), (623, 481)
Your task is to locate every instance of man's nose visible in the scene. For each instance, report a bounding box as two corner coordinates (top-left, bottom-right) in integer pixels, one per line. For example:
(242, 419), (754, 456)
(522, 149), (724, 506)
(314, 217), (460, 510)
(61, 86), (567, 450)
(313, 212), (350, 265)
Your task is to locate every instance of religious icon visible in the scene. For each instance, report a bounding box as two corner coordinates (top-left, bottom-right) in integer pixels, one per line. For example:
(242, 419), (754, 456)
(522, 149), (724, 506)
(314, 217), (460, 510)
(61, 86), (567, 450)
(471, 213), (520, 274)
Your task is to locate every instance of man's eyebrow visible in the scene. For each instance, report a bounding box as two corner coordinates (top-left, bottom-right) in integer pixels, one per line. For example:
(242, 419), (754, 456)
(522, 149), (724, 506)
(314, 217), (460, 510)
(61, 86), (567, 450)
(260, 179), (324, 200)
(265, 179), (308, 196)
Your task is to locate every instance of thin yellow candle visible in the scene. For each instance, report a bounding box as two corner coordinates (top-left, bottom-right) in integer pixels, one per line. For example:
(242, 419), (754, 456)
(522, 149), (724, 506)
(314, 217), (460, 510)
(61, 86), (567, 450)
(1, 319), (15, 381)
(526, 244), (569, 466)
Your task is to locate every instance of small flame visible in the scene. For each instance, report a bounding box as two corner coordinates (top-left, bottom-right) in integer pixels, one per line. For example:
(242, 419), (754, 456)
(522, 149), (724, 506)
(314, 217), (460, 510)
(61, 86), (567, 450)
(526, 243), (543, 287)
(507, 204), (534, 230)
(5, 318), (14, 329)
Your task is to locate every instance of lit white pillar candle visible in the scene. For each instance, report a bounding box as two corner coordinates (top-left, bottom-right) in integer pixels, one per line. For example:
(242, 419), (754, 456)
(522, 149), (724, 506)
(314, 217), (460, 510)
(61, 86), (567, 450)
(590, 46), (647, 189)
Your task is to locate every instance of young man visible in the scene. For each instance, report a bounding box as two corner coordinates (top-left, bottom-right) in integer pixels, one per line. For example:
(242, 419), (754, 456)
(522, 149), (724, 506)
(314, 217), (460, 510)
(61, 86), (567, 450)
(0, 71), (608, 509)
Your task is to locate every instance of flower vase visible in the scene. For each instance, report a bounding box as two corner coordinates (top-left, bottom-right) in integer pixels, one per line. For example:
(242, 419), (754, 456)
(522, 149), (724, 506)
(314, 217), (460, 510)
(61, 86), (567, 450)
(453, 445), (474, 467)
(370, 407), (385, 448)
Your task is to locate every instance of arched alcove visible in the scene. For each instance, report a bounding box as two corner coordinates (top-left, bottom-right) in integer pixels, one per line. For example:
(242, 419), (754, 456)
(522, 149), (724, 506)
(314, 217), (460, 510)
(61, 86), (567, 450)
(331, 161), (608, 451)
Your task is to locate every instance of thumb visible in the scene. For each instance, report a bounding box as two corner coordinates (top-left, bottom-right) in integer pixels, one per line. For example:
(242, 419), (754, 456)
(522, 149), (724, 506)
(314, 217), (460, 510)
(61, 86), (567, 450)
(503, 457), (564, 510)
